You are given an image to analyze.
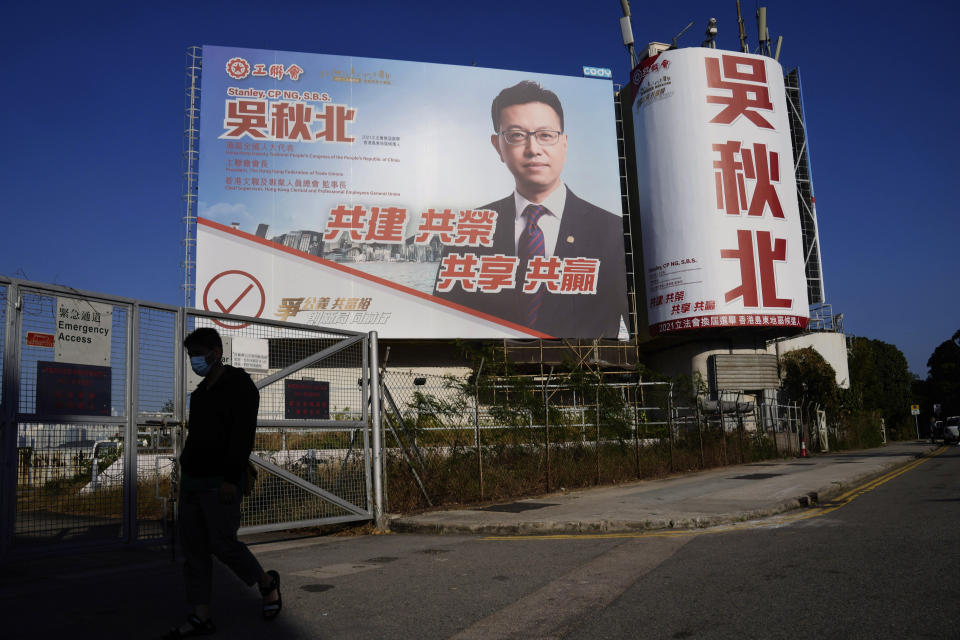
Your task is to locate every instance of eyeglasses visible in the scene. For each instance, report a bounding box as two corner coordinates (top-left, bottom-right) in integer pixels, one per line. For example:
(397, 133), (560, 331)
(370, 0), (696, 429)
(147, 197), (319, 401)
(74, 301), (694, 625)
(498, 129), (563, 146)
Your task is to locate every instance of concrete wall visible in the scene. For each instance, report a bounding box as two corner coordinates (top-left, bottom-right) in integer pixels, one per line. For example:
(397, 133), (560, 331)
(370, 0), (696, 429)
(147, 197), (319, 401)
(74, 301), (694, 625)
(767, 332), (850, 389)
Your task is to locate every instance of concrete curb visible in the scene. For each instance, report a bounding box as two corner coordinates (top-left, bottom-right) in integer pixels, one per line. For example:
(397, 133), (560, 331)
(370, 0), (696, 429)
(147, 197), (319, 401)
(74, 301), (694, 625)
(801, 445), (937, 506)
(388, 445), (939, 536)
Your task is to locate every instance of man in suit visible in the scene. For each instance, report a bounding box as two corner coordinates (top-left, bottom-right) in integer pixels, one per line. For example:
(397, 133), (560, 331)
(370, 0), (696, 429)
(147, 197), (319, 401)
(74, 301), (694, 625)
(432, 80), (628, 338)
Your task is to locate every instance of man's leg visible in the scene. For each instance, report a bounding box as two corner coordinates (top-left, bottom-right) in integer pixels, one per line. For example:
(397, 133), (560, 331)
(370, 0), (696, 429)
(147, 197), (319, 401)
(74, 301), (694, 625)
(179, 491), (215, 609)
(197, 489), (265, 587)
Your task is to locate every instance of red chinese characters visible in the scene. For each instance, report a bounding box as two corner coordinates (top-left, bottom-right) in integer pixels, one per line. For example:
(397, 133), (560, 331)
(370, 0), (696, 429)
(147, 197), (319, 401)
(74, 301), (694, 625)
(314, 104), (356, 143)
(720, 230), (790, 308)
(223, 100), (269, 139)
(452, 209), (497, 247)
(713, 141), (783, 217)
(270, 102), (314, 141)
(559, 258), (600, 294)
(323, 205), (367, 242)
(436, 254), (480, 293)
(364, 207), (408, 243)
(413, 209), (497, 247)
(220, 100), (356, 143)
(323, 206), (408, 243)
(705, 54), (774, 129)
(285, 64), (304, 81)
(524, 256), (563, 293)
(476, 256), (519, 293)
(437, 254), (600, 295)
(699, 51), (794, 320)
(414, 208), (457, 244)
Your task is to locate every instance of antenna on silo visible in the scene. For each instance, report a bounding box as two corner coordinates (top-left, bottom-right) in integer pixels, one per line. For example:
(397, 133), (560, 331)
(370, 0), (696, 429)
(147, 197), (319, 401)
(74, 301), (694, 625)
(702, 18), (719, 48)
(619, 0), (639, 68)
(774, 35), (783, 61)
(756, 6), (771, 56)
(669, 20), (695, 49)
(736, 1), (749, 53)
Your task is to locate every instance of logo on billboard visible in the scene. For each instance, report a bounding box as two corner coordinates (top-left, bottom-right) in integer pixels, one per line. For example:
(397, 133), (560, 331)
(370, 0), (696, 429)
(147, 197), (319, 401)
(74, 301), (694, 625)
(226, 57), (251, 80)
(582, 66), (612, 79)
(202, 270), (266, 329)
(225, 56), (304, 81)
(633, 57), (670, 87)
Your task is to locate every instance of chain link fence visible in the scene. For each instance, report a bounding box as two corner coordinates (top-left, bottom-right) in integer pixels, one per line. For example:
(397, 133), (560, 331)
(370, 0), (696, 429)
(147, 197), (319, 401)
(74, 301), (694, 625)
(1, 276), (380, 558)
(381, 364), (812, 512)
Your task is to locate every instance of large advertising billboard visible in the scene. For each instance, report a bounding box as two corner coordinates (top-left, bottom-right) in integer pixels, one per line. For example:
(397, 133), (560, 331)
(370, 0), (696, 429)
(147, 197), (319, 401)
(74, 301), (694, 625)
(630, 48), (809, 335)
(196, 45), (628, 339)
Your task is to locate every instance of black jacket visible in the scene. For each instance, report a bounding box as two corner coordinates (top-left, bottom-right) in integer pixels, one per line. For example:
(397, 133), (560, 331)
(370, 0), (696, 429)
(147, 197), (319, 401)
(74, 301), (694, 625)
(180, 365), (259, 486)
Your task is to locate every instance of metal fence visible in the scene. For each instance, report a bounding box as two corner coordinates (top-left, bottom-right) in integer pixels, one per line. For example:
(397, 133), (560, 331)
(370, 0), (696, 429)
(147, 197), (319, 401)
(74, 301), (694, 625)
(379, 367), (812, 511)
(379, 368), (666, 510)
(0, 276), (381, 559)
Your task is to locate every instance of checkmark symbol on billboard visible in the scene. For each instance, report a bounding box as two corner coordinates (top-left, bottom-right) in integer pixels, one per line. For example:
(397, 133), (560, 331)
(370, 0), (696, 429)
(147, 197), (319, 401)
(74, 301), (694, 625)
(214, 284), (254, 314)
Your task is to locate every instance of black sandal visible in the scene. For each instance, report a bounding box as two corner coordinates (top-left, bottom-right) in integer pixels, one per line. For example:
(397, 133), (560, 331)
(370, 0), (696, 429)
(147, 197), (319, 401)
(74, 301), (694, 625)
(161, 614), (216, 638)
(260, 569), (282, 621)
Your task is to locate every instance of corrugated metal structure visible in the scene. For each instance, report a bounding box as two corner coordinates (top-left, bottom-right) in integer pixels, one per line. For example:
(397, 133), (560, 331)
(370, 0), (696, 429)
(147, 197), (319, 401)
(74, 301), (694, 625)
(709, 353), (780, 394)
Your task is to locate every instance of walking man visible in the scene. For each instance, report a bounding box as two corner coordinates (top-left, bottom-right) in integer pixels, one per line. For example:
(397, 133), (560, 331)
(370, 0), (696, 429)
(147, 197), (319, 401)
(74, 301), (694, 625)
(165, 327), (280, 638)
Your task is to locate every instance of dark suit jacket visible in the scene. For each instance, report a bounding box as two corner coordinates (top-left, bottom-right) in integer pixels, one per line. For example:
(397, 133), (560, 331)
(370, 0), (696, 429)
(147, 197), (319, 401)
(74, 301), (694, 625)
(432, 188), (628, 338)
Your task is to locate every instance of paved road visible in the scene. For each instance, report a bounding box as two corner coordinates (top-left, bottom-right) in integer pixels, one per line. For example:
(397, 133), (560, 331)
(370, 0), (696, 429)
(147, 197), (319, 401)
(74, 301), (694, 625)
(4, 445), (956, 639)
(558, 444), (960, 639)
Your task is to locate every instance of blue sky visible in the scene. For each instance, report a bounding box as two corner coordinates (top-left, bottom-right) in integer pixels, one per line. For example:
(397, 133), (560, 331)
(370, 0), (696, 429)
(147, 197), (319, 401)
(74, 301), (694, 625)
(2, 1), (957, 376)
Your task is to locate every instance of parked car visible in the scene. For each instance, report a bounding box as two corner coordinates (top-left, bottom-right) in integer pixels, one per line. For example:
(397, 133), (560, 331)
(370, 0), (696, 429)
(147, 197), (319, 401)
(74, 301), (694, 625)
(943, 417), (960, 445)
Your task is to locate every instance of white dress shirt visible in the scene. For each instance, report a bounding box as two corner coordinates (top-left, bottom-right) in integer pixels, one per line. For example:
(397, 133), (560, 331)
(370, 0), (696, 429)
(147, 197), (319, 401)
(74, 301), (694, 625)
(513, 184), (567, 258)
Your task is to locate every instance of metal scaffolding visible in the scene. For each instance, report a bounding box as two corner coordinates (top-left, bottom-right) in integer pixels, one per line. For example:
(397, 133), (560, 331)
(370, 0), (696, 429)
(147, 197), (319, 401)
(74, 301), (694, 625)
(784, 68), (826, 306)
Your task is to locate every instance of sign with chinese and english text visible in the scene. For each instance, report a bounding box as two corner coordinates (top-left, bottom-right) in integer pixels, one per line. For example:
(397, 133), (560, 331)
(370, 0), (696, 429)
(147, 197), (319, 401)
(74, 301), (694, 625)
(630, 49), (809, 334)
(196, 45), (627, 339)
(55, 298), (113, 366)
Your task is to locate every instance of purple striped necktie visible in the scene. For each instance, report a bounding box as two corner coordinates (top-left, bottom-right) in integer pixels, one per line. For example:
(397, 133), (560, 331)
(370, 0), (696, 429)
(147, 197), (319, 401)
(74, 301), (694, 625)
(518, 204), (549, 328)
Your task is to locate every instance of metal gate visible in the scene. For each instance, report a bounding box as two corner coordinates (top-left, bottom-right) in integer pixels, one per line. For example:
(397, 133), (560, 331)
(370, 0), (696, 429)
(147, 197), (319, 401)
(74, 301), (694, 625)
(181, 309), (379, 535)
(0, 276), (381, 559)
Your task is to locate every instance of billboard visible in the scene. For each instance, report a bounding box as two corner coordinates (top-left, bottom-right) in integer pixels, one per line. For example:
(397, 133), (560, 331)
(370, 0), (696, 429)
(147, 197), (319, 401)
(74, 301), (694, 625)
(630, 48), (809, 335)
(196, 45), (628, 339)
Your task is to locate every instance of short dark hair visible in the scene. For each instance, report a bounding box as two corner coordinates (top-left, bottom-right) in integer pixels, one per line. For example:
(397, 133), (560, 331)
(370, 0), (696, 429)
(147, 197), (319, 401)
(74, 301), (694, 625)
(184, 327), (222, 352)
(491, 81), (564, 132)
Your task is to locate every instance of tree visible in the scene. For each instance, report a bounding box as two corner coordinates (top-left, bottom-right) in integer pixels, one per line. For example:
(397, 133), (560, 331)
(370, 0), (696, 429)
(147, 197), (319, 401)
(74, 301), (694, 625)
(926, 328), (960, 418)
(779, 347), (839, 415)
(847, 337), (912, 432)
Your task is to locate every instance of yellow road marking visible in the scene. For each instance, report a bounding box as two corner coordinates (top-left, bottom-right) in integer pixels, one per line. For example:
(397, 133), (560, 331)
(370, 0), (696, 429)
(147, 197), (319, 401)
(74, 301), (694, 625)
(482, 447), (947, 541)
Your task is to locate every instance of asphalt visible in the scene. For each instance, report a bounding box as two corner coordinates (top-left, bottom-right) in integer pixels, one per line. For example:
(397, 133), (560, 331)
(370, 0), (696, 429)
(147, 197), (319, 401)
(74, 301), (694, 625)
(0, 440), (940, 640)
(388, 440), (940, 535)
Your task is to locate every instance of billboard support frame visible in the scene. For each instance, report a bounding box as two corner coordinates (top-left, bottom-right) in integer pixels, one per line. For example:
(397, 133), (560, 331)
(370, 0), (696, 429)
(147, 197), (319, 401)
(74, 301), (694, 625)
(182, 46), (202, 308)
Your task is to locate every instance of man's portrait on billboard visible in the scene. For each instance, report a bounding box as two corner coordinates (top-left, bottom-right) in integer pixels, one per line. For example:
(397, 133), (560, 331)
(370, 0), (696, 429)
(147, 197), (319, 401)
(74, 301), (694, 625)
(433, 80), (628, 338)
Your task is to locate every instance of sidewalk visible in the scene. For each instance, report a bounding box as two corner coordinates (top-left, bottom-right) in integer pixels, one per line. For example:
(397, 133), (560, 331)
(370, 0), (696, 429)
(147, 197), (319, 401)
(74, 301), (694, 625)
(389, 440), (939, 535)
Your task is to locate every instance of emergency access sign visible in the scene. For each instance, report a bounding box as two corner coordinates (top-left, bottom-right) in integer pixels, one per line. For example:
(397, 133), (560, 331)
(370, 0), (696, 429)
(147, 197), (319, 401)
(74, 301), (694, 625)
(55, 297), (112, 367)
